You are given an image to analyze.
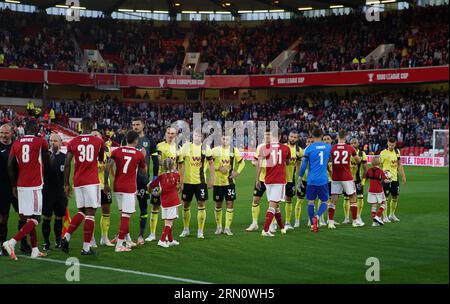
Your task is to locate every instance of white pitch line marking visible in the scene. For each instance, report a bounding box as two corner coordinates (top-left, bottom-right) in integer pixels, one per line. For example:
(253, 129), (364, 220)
(18, 255), (212, 284)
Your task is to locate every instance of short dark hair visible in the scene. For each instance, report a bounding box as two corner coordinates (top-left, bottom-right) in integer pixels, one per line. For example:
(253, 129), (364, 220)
(338, 130), (347, 139)
(81, 116), (94, 131)
(388, 137), (397, 143)
(126, 130), (140, 144)
(289, 130), (299, 136)
(323, 133), (332, 138)
(24, 119), (38, 135)
(311, 128), (322, 138)
(132, 117), (144, 123)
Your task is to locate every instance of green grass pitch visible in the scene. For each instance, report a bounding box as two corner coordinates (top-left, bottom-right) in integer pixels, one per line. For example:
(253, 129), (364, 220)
(0, 165), (448, 284)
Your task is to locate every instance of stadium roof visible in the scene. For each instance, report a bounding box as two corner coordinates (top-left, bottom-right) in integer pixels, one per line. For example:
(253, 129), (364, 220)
(15, 1), (389, 16)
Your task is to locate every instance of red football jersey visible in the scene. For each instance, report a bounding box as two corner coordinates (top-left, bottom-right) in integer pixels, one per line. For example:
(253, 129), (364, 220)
(148, 172), (181, 208)
(260, 143), (291, 185)
(331, 143), (356, 181)
(10, 135), (48, 189)
(111, 146), (146, 194)
(68, 134), (105, 187)
(365, 167), (387, 193)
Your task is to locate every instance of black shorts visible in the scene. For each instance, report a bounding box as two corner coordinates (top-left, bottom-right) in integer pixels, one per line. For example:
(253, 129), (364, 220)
(355, 181), (364, 196)
(383, 181), (400, 197)
(150, 194), (161, 206)
(329, 181), (332, 196)
(285, 182), (296, 198)
(42, 190), (67, 218)
(253, 181), (266, 198)
(297, 180), (307, 198)
(101, 191), (112, 205)
(182, 183), (208, 202)
(213, 185), (236, 202)
(137, 177), (150, 201)
(0, 185), (18, 215)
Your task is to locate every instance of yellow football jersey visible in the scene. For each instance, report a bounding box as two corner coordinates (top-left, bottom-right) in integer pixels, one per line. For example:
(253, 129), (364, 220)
(98, 143), (112, 190)
(286, 144), (302, 183)
(350, 149), (368, 182)
(327, 162), (332, 182)
(254, 144), (267, 182)
(380, 148), (401, 182)
(212, 146), (245, 186)
(157, 141), (178, 176)
(178, 142), (213, 184)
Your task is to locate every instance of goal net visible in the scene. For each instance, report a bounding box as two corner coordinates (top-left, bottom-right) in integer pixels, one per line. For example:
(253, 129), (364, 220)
(432, 129), (449, 167)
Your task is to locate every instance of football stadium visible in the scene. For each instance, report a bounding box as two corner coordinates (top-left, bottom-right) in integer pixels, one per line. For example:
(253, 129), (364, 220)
(0, 0), (448, 289)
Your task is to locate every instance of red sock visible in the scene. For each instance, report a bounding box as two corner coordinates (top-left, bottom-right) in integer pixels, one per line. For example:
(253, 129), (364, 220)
(275, 212), (284, 229)
(83, 216), (95, 243)
(13, 219), (37, 242)
(168, 226), (173, 242)
(263, 208), (275, 232)
(328, 207), (335, 220)
(351, 205), (358, 220)
(118, 215), (130, 240)
(372, 211), (376, 218)
(377, 204), (385, 217)
(66, 212), (85, 235)
(30, 227), (37, 248)
(160, 226), (169, 242)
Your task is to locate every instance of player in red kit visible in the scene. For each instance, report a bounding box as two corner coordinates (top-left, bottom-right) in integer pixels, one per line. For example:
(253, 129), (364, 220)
(61, 117), (105, 255)
(104, 131), (147, 252)
(255, 129), (291, 237)
(365, 156), (389, 227)
(148, 158), (181, 248)
(3, 120), (50, 260)
(328, 130), (363, 228)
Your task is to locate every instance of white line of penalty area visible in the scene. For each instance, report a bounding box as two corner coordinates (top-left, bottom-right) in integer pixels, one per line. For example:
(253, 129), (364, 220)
(17, 255), (213, 284)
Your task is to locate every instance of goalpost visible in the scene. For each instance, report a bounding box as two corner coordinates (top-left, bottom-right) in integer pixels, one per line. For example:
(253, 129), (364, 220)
(432, 129), (449, 167)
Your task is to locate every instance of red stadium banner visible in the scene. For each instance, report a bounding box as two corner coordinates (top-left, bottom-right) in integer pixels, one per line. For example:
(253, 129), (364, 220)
(0, 66), (448, 88)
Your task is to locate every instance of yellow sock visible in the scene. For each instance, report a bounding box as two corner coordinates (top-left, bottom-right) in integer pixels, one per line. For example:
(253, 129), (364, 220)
(390, 198), (398, 216)
(383, 200), (389, 217)
(295, 197), (303, 221)
(251, 203), (260, 224)
(197, 207), (206, 231)
(215, 207), (223, 228)
(285, 202), (292, 224)
(357, 195), (364, 217)
(100, 213), (110, 238)
(225, 208), (233, 229)
(183, 207), (191, 229)
(343, 197), (350, 219)
(150, 210), (159, 235)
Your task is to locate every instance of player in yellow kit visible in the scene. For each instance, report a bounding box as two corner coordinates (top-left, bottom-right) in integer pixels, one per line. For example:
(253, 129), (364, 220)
(178, 130), (215, 239)
(294, 136), (313, 228)
(92, 131), (114, 247)
(212, 135), (245, 236)
(351, 138), (368, 224)
(283, 131), (302, 230)
(245, 131), (271, 232)
(380, 137), (407, 222)
(145, 127), (178, 242)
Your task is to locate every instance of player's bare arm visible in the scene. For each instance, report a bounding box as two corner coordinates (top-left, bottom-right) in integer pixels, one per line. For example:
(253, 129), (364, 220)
(64, 151), (73, 197)
(207, 158), (215, 189)
(7, 154), (18, 198)
(399, 161), (407, 184)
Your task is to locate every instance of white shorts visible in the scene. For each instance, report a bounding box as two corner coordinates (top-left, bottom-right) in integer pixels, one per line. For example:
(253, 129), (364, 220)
(266, 184), (286, 202)
(17, 188), (42, 216)
(115, 192), (136, 214)
(161, 205), (180, 220)
(74, 184), (101, 209)
(331, 180), (356, 195)
(367, 192), (386, 204)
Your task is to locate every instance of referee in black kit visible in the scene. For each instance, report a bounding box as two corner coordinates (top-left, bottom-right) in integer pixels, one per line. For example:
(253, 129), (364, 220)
(0, 123), (32, 255)
(41, 134), (68, 251)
